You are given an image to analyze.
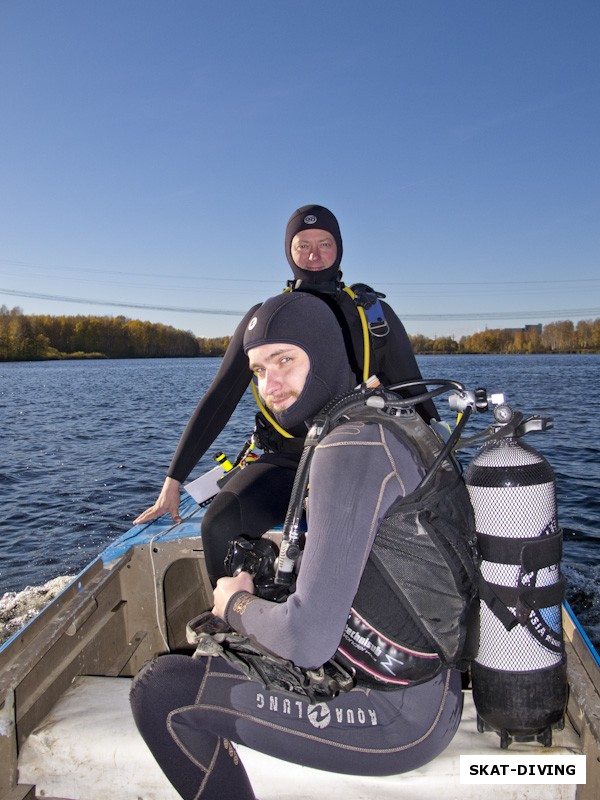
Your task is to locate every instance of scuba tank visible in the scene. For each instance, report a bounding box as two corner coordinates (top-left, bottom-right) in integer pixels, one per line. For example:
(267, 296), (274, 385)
(463, 401), (567, 748)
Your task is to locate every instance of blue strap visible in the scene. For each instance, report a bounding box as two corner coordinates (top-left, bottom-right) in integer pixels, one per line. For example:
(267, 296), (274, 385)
(350, 283), (390, 339)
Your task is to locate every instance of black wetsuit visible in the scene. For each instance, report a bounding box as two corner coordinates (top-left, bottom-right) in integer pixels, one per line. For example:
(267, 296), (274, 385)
(130, 420), (463, 800)
(168, 282), (437, 582)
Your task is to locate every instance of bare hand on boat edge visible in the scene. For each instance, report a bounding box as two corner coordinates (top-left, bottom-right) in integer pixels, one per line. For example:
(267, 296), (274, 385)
(133, 476), (183, 525)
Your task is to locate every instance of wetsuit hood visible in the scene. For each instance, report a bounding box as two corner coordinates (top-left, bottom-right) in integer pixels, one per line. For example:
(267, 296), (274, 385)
(285, 204), (343, 285)
(243, 292), (354, 430)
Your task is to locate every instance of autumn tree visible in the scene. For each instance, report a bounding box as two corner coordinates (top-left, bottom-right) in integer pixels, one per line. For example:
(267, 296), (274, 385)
(0, 311), (201, 360)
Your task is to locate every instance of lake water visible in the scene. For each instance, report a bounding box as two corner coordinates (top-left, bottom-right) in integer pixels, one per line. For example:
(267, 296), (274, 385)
(1, 355), (598, 648)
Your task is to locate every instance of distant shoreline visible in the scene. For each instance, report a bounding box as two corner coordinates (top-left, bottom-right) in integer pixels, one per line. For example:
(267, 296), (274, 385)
(2, 350), (599, 364)
(2, 307), (598, 360)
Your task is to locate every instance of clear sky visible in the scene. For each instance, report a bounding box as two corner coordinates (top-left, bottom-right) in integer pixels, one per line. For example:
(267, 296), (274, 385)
(1, 1), (599, 340)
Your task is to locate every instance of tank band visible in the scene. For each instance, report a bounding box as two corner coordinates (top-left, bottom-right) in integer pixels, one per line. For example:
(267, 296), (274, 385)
(483, 576), (565, 614)
(477, 529), (562, 569)
(466, 463), (553, 488)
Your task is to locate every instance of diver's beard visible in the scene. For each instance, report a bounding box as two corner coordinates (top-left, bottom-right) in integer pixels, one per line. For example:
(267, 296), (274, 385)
(265, 390), (300, 414)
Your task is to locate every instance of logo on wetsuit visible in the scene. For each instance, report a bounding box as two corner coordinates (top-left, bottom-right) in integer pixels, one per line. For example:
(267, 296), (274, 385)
(307, 703), (331, 728)
(255, 693), (378, 727)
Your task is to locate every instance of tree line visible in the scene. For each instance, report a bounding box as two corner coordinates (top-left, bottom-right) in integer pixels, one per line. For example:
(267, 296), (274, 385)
(1, 306), (598, 361)
(0, 306), (230, 360)
(409, 319), (600, 354)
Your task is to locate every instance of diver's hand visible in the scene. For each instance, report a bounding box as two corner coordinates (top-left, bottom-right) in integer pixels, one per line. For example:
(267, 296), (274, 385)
(212, 572), (255, 620)
(133, 477), (182, 525)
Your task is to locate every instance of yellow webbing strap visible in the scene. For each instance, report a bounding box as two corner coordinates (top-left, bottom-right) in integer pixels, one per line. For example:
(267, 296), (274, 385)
(251, 379), (294, 439)
(342, 285), (370, 382)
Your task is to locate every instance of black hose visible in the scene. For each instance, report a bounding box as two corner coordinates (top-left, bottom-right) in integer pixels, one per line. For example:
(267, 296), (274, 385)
(416, 406), (473, 492)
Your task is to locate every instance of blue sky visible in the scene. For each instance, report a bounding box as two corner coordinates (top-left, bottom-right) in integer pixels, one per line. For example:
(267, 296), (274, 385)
(1, 1), (598, 340)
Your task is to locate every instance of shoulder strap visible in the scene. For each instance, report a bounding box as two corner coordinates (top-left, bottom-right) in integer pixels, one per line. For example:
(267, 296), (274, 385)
(344, 283), (391, 383)
(348, 283), (390, 342)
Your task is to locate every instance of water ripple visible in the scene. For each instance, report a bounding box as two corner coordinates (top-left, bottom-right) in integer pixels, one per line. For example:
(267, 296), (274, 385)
(1, 354), (599, 649)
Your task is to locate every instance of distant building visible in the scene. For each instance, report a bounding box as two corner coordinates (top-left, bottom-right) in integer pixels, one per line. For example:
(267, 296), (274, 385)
(503, 323), (543, 335)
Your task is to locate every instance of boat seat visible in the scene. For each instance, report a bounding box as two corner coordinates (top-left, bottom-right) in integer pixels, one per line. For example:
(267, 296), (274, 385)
(18, 675), (582, 800)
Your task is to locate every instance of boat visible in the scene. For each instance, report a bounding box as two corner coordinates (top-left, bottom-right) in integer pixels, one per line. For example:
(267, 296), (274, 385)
(0, 486), (598, 800)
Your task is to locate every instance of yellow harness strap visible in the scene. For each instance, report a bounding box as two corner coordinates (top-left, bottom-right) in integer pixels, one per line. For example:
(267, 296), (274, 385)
(251, 380), (294, 439)
(342, 285), (370, 382)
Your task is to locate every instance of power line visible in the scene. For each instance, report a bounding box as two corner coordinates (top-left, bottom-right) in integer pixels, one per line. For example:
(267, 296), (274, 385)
(402, 309), (600, 321)
(1, 287), (599, 322)
(1, 259), (598, 288)
(0, 288), (245, 316)
(0, 260), (279, 285)
(3, 268), (592, 300)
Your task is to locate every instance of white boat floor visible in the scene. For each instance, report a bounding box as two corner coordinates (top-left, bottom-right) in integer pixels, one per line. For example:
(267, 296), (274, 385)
(18, 675), (582, 800)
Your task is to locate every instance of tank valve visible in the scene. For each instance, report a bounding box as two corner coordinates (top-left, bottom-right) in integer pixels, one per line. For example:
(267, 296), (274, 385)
(494, 404), (514, 425)
(449, 389), (506, 414)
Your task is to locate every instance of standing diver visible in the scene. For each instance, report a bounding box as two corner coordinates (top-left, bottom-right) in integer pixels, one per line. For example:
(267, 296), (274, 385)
(133, 205), (438, 584)
(130, 292), (464, 800)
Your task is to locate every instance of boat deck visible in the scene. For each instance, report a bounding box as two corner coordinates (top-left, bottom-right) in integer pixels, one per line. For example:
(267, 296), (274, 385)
(2, 496), (599, 799)
(17, 673), (582, 800)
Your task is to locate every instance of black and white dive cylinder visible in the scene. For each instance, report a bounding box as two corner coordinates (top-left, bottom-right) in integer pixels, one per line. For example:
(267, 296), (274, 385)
(464, 406), (567, 748)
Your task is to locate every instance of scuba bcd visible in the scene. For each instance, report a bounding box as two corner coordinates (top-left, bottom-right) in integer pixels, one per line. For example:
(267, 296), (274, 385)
(271, 379), (481, 689)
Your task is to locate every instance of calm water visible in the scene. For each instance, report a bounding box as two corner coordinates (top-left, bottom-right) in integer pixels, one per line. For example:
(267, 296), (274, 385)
(1, 355), (598, 646)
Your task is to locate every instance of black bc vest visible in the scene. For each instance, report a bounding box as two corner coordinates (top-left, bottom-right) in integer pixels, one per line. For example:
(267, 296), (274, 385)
(333, 406), (479, 688)
(284, 391), (479, 689)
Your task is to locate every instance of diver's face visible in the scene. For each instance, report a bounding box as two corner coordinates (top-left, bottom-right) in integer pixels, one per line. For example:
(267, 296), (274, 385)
(248, 343), (310, 413)
(290, 229), (337, 271)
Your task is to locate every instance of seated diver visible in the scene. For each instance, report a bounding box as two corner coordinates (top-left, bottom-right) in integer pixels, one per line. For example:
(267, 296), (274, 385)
(133, 204), (438, 585)
(130, 292), (468, 800)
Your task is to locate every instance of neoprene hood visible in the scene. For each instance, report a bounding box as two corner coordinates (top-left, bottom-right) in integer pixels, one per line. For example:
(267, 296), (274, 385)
(243, 292), (354, 430)
(285, 204), (343, 284)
